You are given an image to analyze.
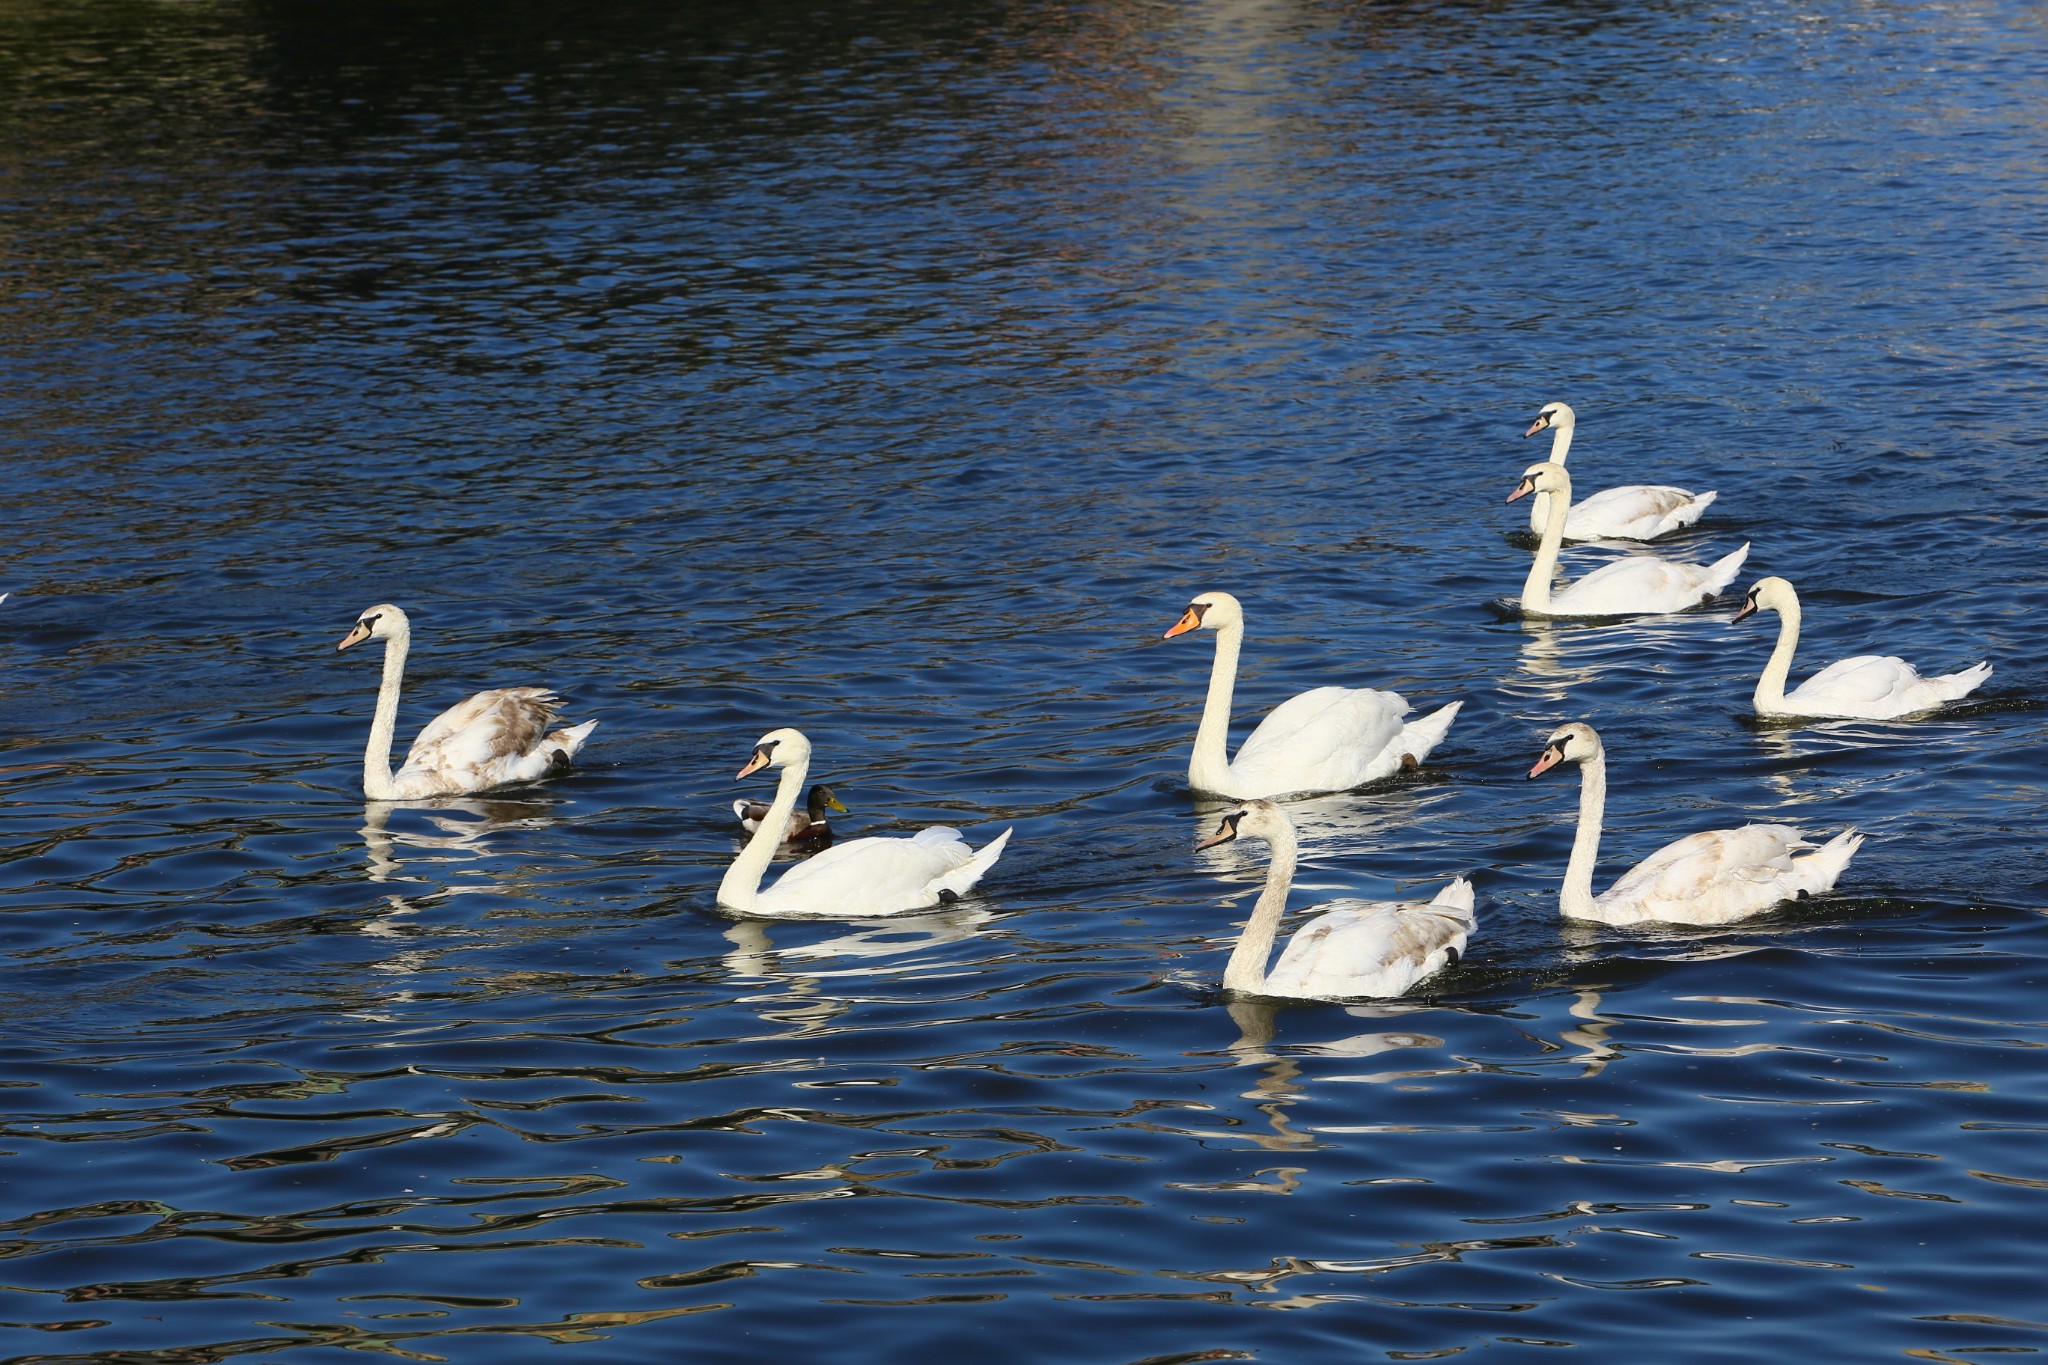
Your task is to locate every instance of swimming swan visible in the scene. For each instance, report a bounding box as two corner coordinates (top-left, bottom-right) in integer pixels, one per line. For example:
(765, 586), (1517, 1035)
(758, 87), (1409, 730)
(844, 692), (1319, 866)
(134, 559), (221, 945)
(337, 604), (596, 800)
(1528, 722), (1863, 926)
(1196, 799), (1473, 999)
(1508, 463), (1748, 617)
(1732, 576), (1992, 720)
(1164, 591), (1462, 799)
(717, 728), (1010, 917)
(1524, 401), (1717, 541)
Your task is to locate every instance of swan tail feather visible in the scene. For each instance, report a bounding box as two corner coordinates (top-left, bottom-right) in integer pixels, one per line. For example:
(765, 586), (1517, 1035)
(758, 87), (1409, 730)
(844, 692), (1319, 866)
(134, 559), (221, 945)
(1700, 542), (1750, 597)
(929, 827), (1013, 902)
(1656, 488), (1717, 536)
(1791, 827), (1864, 896)
(1431, 875), (1477, 922)
(1935, 660), (1992, 701)
(1393, 700), (1463, 765)
(547, 718), (599, 760)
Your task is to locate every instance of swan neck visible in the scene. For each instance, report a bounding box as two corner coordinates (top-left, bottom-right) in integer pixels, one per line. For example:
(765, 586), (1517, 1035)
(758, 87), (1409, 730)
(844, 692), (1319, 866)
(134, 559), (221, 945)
(363, 627), (408, 800)
(1224, 827), (1297, 995)
(1561, 752), (1605, 917)
(1190, 620), (1242, 793)
(1753, 597), (1802, 713)
(1521, 477), (1570, 614)
(718, 756), (808, 910)
(1530, 419), (1573, 531)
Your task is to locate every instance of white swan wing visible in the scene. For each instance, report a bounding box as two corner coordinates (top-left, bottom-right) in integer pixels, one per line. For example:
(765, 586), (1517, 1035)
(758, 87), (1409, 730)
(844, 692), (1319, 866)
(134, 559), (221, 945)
(1547, 543), (1748, 616)
(1263, 878), (1474, 998)
(1225, 686), (1407, 797)
(758, 826), (1008, 917)
(1594, 823), (1856, 926)
(1785, 655), (1989, 719)
(395, 687), (589, 794)
(1564, 486), (1715, 541)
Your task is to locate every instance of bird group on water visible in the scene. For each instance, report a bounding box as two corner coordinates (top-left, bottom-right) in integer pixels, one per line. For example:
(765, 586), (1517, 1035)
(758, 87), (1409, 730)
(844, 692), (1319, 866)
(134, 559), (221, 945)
(331, 403), (1994, 1004)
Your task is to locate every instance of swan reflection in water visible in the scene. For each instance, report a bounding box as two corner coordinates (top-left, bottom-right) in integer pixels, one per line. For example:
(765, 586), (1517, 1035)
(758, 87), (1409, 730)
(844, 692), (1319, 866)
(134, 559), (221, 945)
(1748, 714), (1978, 806)
(719, 907), (996, 1036)
(360, 795), (560, 883)
(1509, 614), (1711, 705)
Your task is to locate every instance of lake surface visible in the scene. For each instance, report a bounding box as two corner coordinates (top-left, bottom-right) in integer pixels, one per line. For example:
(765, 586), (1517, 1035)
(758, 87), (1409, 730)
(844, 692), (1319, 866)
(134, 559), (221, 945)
(4, 0), (2048, 1359)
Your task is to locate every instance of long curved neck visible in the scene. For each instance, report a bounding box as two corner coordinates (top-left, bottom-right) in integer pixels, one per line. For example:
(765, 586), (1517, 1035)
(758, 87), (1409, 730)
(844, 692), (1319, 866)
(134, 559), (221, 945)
(1753, 598), (1802, 713)
(719, 756), (808, 911)
(1189, 620), (1242, 793)
(1224, 827), (1297, 995)
(1561, 752), (1606, 918)
(1530, 419), (1574, 531)
(1520, 478), (1570, 614)
(362, 628), (410, 800)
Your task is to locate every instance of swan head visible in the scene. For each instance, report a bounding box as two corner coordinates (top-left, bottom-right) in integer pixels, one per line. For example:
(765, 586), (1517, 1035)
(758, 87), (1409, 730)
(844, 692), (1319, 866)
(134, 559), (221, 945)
(736, 727), (811, 780)
(1506, 461), (1570, 505)
(1164, 590), (1243, 639)
(1195, 798), (1291, 849)
(337, 603), (410, 651)
(1731, 576), (1796, 625)
(1529, 722), (1602, 778)
(1525, 401), (1575, 438)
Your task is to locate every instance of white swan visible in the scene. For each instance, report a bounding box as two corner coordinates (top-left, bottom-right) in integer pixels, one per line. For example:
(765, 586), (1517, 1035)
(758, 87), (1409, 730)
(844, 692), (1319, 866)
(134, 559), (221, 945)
(718, 728), (1011, 917)
(337, 604), (597, 800)
(1529, 722), (1863, 926)
(1732, 577), (1992, 720)
(1525, 402), (1717, 541)
(1196, 799), (1473, 999)
(735, 784), (846, 842)
(1508, 463), (1748, 617)
(1164, 592), (1462, 799)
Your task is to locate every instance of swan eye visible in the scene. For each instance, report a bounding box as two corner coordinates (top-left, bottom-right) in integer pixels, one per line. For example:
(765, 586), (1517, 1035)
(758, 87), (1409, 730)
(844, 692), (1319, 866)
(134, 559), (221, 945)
(359, 614), (380, 629)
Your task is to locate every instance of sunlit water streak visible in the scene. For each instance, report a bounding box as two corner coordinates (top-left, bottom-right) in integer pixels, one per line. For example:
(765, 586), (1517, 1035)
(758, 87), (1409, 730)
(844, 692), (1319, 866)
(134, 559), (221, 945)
(4, 0), (2048, 1361)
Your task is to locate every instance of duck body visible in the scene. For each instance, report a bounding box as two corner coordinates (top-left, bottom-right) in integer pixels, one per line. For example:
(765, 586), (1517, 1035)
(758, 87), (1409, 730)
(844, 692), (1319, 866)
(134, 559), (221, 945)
(736, 784), (844, 842)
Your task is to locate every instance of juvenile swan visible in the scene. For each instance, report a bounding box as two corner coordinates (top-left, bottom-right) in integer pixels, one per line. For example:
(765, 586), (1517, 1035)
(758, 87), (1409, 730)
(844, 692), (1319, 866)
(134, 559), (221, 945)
(1196, 799), (1473, 999)
(1528, 722), (1863, 926)
(1732, 577), (1992, 720)
(337, 604), (596, 799)
(1507, 463), (1748, 617)
(1164, 591), (1462, 799)
(1524, 401), (1717, 541)
(718, 728), (1010, 917)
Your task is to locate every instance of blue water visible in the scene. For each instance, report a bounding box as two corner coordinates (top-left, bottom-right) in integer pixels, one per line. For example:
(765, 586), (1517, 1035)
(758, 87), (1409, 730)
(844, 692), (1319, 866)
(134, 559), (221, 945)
(4, 0), (2048, 1360)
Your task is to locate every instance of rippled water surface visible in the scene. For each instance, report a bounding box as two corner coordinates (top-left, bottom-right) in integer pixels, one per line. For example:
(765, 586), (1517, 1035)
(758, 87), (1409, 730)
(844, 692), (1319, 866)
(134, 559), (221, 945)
(5, 0), (2048, 1359)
